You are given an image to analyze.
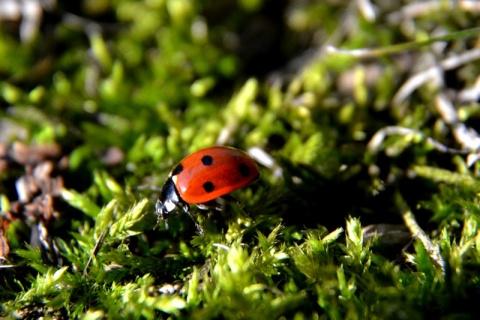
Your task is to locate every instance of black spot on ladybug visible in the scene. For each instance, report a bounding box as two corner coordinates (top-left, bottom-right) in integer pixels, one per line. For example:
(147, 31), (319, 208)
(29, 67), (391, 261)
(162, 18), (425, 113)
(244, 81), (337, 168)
(172, 164), (184, 176)
(238, 163), (250, 178)
(203, 181), (215, 193)
(201, 155), (213, 166)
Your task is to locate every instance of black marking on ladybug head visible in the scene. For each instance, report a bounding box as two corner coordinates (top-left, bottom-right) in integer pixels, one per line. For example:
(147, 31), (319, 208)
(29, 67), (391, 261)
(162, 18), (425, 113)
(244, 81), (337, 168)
(159, 178), (181, 214)
(201, 155), (213, 166)
(203, 181), (215, 193)
(171, 163), (184, 176)
(238, 163), (250, 178)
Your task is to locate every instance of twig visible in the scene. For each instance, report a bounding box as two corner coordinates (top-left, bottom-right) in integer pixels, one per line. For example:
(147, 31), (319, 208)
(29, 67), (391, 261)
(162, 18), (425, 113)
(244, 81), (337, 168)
(393, 48), (480, 105)
(367, 126), (469, 155)
(435, 93), (480, 151)
(402, 209), (445, 272)
(388, 1), (480, 24)
(326, 27), (480, 59)
(356, 0), (377, 22)
(83, 228), (109, 277)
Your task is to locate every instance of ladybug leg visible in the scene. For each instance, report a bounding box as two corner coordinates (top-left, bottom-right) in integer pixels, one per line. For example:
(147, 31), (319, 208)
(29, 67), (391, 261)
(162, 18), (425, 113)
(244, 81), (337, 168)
(195, 202), (223, 233)
(196, 201), (222, 212)
(180, 203), (205, 235)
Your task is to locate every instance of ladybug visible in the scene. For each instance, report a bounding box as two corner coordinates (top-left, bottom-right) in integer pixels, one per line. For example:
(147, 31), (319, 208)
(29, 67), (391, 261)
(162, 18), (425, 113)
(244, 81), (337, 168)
(156, 146), (260, 233)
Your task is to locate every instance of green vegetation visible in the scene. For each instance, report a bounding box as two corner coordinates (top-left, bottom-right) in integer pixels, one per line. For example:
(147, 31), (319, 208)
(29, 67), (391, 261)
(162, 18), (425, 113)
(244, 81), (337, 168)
(1, 0), (480, 318)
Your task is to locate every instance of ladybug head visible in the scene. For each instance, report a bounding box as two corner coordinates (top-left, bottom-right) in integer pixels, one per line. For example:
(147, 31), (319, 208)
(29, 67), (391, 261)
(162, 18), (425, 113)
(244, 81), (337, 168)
(155, 178), (181, 229)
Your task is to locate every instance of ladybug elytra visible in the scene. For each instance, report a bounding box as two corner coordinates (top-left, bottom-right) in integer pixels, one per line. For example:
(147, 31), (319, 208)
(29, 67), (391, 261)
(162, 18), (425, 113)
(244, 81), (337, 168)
(156, 146), (260, 233)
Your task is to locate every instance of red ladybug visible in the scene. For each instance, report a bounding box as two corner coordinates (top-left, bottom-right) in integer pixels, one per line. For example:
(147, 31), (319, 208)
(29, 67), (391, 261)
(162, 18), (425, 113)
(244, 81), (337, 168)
(156, 146), (260, 233)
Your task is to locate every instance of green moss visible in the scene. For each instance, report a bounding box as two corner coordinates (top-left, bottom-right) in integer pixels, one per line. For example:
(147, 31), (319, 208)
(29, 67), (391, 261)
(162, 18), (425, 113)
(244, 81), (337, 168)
(1, 0), (480, 318)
